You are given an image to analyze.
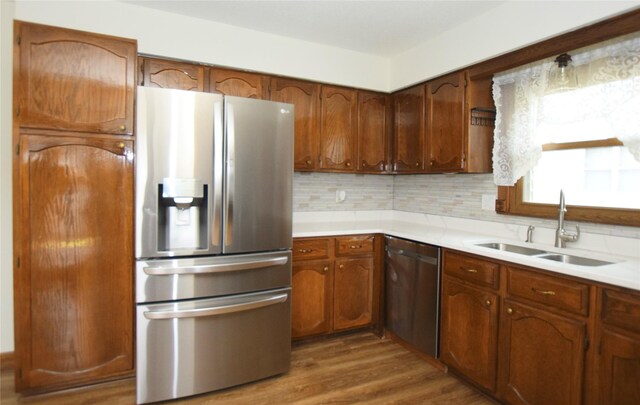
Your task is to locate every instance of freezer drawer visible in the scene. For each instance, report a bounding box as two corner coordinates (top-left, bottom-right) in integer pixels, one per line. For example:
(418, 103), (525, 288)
(136, 287), (291, 404)
(136, 251), (291, 303)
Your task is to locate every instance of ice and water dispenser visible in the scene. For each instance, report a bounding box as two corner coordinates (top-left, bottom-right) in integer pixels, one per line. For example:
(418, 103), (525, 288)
(157, 178), (208, 251)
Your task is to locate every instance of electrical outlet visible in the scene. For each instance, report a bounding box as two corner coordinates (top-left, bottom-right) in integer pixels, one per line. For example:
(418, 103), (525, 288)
(336, 190), (346, 203)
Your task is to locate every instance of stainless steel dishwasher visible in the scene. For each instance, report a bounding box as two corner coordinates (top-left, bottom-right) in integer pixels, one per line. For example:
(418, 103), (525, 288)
(385, 235), (441, 358)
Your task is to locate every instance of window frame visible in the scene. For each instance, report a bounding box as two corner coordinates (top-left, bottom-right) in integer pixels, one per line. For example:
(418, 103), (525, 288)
(496, 136), (640, 227)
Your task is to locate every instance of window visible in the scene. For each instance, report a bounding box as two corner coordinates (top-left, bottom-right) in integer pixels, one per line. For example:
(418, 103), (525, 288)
(492, 32), (640, 227)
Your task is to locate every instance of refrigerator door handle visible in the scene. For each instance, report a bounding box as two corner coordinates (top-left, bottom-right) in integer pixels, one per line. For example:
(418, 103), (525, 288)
(143, 255), (289, 276)
(224, 101), (235, 247)
(143, 293), (288, 320)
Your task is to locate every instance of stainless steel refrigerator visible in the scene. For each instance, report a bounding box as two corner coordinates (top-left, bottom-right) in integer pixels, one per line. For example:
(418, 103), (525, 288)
(134, 86), (294, 404)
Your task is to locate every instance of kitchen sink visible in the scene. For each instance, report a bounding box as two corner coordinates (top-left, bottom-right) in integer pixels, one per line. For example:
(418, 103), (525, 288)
(537, 253), (614, 267)
(475, 242), (616, 267)
(475, 242), (547, 256)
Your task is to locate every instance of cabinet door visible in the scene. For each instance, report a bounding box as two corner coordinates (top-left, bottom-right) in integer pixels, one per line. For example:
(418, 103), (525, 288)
(599, 328), (640, 405)
(15, 22), (135, 135)
(141, 57), (206, 91)
(440, 277), (499, 392)
(319, 86), (357, 171)
(292, 260), (332, 338)
(393, 84), (425, 172)
(357, 91), (390, 173)
(209, 68), (266, 99)
(499, 300), (586, 405)
(334, 257), (374, 331)
(270, 78), (320, 171)
(14, 135), (134, 391)
(426, 71), (466, 172)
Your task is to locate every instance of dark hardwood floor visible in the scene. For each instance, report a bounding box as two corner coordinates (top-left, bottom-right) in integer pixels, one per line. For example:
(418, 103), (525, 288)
(1, 333), (494, 404)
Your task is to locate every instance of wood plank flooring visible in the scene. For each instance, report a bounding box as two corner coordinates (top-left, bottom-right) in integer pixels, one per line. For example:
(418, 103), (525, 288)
(1, 333), (495, 404)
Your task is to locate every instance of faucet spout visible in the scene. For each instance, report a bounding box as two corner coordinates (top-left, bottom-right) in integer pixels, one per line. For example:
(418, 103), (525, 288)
(555, 189), (580, 248)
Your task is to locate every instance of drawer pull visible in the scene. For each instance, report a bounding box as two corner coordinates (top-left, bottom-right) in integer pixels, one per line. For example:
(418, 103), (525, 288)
(349, 245), (362, 249)
(507, 308), (513, 314)
(485, 300), (491, 306)
(532, 288), (556, 296)
(339, 264), (344, 269)
(323, 266), (329, 272)
(298, 248), (313, 253)
(465, 268), (479, 273)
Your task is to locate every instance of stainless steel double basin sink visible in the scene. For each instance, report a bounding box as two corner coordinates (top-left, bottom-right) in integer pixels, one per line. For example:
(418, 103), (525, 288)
(475, 242), (615, 267)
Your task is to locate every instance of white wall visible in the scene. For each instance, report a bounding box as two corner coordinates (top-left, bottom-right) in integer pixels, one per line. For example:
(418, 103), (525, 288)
(1, 0), (15, 354)
(391, 1), (640, 89)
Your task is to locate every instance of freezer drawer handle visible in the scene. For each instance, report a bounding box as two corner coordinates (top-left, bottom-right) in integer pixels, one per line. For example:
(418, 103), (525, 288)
(143, 293), (289, 320)
(143, 256), (289, 276)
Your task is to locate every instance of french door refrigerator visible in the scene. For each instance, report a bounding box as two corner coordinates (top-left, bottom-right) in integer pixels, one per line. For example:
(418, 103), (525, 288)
(135, 86), (294, 404)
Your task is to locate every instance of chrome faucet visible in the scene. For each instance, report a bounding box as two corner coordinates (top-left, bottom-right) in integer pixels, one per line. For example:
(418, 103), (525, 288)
(555, 190), (580, 248)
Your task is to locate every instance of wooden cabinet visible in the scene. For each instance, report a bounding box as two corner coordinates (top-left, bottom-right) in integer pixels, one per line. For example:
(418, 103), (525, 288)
(393, 84), (425, 172)
(12, 22), (136, 392)
(440, 276), (499, 391)
(597, 288), (640, 405)
(292, 235), (380, 339)
(140, 57), (206, 91)
(357, 91), (391, 173)
(269, 77), (320, 171)
(425, 71), (466, 172)
(209, 68), (266, 98)
(14, 135), (134, 391)
(15, 22), (136, 135)
(499, 300), (586, 405)
(319, 86), (358, 171)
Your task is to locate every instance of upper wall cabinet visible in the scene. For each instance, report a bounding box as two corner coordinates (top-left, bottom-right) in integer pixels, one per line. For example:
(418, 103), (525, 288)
(357, 91), (391, 173)
(15, 22), (136, 136)
(210, 68), (266, 99)
(269, 77), (321, 171)
(319, 86), (358, 171)
(140, 57), (206, 91)
(393, 84), (425, 173)
(426, 71), (466, 172)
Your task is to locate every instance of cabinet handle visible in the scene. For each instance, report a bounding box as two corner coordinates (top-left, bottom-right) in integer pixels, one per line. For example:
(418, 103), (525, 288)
(323, 266), (329, 272)
(415, 161), (420, 167)
(532, 288), (556, 296)
(306, 159), (312, 165)
(485, 300), (491, 306)
(465, 268), (478, 273)
(118, 124), (126, 131)
(346, 161), (351, 167)
(507, 308), (513, 314)
(298, 248), (312, 253)
(349, 245), (362, 249)
(339, 264), (344, 269)
(117, 142), (125, 149)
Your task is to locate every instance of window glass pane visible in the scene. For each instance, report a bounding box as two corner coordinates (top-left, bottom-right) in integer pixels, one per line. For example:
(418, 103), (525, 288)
(523, 146), (640, 209)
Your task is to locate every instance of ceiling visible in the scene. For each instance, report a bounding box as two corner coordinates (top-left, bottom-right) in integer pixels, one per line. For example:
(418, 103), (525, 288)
(124, 1), (506, 57)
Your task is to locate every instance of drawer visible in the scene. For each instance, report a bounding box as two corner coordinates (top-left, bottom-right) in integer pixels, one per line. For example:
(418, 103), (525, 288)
(293, 238), (330, 261)
(335, 235), (374, 256)
(507, 267), (589, 316)
(601, 288), (640, 334)
(443, 251), (499, 290)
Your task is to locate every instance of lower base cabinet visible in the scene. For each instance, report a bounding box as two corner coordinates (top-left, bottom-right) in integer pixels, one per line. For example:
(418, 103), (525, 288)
(292, 235), (380, 339)
(441, 249), (640, 405)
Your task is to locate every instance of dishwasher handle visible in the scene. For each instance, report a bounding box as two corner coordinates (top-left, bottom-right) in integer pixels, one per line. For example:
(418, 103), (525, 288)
(143, 293), (288, 320)
(386, 246), (438, 266)
(143, 256), (289, 276)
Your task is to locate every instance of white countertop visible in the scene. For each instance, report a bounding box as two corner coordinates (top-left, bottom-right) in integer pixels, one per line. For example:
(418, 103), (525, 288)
(293, 210), (640, 291)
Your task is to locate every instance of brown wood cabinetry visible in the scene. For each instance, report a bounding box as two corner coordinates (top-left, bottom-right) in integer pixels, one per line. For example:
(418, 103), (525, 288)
(440, 276), (499, 391)
(319, 86), (358, 171)
(357, 91), (391, 173)
(15, 21), (136, 135)
(209, 68), (266, 98)
(292, 235), (381, 339)
(393, 84), (425, 172)
(12, 22), (136, 392)
(269, 77), (320, 171)
(140, 57), (206, 91)
(499, 299), (586, 405)
(425, 71), (466, 172)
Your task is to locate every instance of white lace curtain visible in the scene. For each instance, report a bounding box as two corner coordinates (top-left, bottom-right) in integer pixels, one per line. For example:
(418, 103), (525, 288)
(492, 32), (640, 186)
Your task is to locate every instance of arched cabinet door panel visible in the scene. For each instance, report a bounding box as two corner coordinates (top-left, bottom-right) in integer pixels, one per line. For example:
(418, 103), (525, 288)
(141, 57), (206, 91)
(210, 68), (266, 99)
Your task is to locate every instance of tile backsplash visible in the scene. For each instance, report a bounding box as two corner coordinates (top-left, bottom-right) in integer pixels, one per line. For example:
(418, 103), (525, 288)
(293, 172), (640, 238)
